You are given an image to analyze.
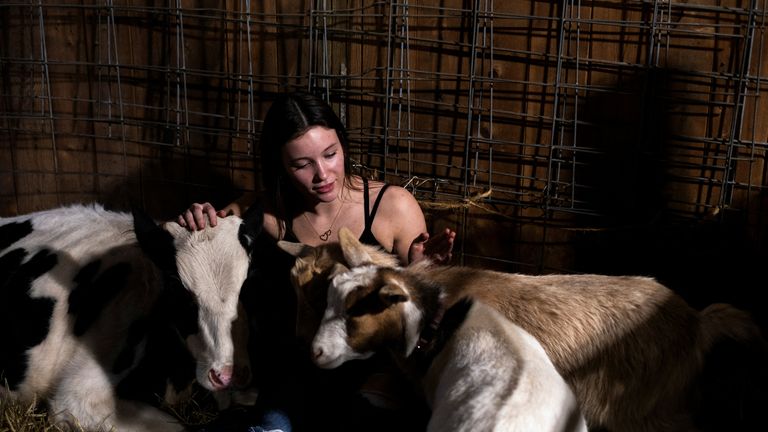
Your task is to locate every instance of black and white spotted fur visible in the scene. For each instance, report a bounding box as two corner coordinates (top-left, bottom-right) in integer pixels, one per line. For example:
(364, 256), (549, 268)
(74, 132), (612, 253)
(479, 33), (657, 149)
(0, 203), (261, 431)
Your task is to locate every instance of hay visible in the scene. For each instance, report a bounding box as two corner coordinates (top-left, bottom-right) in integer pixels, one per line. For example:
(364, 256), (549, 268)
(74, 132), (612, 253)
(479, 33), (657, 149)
(0, 384), (219, 432)
(0, 394), (68, 432)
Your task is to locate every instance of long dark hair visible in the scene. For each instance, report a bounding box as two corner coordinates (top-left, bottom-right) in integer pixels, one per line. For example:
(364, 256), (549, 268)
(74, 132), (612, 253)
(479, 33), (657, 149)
(258, 91), (354, 236)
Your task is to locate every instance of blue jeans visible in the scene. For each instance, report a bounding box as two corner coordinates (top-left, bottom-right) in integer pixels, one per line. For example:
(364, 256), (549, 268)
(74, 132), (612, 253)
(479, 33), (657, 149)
(198, 407), (292, 432)
(246, 408), (292, 432)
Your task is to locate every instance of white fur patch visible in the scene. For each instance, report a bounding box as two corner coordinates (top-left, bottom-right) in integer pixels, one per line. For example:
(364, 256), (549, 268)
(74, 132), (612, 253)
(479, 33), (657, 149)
(425, 303), (587, 432)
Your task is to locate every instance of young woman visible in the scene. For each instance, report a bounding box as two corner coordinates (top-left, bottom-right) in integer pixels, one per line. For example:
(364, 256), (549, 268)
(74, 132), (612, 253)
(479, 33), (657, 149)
(178, 91), (455, 432)
(178, 92), (454, 265)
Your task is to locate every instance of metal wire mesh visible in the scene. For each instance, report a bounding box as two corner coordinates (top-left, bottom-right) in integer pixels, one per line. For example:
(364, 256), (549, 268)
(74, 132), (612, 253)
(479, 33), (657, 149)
(1, 0), (767, 279)
(305, 0), (768, 273)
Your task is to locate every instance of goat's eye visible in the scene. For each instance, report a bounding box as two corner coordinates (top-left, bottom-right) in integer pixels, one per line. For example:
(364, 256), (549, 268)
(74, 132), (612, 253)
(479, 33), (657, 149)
(345, 287), (378, 317)
(344, 302), (357, 315)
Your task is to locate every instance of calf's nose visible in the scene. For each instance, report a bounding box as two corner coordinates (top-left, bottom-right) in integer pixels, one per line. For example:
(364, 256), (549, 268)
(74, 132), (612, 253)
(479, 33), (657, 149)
(208, 365), (233, 390)
(312, 347), (324, 361)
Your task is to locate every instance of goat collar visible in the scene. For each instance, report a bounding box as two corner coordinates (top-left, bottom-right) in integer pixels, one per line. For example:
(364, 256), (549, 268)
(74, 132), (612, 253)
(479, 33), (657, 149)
(407, 297), (473, 376)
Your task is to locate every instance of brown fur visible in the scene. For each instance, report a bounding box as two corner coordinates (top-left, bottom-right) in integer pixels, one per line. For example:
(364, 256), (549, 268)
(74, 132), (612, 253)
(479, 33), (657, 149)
(343, 269), (414, 356)
(284, 228), (767, 432)
(277, 239), (398, 345)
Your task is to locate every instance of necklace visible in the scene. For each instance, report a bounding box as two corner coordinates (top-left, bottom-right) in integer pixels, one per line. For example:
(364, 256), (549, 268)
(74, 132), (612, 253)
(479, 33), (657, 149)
(303, 202), (344, 241)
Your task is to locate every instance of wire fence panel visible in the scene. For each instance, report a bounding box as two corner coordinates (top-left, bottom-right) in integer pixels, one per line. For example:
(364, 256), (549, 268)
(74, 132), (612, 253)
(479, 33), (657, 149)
(1, 1), (766, 293)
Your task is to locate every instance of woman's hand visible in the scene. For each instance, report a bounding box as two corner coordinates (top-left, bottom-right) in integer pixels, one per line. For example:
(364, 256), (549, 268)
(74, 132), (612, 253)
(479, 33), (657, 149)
(408, 227), (456, 265)
(177, 202), (230, 231)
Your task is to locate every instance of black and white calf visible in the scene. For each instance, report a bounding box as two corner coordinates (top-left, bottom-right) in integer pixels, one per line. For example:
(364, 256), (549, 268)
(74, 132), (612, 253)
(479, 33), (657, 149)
(0, 203), (261, 432)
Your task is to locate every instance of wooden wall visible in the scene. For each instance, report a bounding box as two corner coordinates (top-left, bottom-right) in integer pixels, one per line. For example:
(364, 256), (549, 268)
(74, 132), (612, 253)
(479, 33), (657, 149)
(1, 0), (766, 324)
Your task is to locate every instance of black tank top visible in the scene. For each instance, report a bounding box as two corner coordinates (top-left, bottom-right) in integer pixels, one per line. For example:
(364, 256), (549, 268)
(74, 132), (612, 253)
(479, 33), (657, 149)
(359, 177), (389, 247)
(284, 177), (389, 248)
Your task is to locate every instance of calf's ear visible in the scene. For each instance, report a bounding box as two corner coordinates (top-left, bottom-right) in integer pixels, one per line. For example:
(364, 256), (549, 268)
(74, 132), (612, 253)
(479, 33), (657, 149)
(131, 207), (176, 272)
(239, 201), (264, 253)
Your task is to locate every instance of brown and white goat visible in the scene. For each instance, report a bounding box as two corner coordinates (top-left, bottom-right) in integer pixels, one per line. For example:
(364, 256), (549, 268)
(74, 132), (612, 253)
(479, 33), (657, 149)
(317, 266), (588, 432)
(281, 227), (766, 432)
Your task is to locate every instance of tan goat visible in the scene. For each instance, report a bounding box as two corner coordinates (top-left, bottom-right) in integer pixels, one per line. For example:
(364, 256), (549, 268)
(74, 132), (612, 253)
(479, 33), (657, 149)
(319, 267), (588, 431)
(280, 227), (766, 432)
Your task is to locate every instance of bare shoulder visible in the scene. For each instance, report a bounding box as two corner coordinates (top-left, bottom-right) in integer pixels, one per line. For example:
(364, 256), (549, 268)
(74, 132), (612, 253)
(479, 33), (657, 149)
(357, 177), (426, 224)
(375, 184), (427, 235)
(379, 184), (422, 214)
(349, 176), (418, 212)
(261, 207), (281, 240)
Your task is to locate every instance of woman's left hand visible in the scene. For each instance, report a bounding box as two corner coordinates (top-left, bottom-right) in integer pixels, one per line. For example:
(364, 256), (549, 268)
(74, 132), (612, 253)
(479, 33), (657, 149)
(408, 228), (456, 265)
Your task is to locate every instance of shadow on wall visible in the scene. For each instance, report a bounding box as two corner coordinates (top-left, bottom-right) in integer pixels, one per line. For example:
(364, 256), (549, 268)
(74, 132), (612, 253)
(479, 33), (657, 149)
(571, 68), (766, 330)
(98, 150), (245, 222)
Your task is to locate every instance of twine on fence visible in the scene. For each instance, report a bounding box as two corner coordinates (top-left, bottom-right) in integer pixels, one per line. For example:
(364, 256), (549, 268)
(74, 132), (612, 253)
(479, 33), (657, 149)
(402, 175), (510, 218)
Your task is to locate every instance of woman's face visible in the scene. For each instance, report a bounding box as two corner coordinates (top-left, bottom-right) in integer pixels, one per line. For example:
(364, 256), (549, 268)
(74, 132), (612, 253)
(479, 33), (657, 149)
(282, 126), (346, 204)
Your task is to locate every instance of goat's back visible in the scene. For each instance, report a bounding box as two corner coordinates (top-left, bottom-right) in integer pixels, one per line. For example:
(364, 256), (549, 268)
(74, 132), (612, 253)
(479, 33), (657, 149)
(412, 263), (764, 431)
(426, 301), (587, 432)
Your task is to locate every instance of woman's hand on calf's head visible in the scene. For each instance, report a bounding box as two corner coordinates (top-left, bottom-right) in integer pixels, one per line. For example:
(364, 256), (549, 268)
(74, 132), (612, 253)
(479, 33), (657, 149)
(176, 202), (227, 231)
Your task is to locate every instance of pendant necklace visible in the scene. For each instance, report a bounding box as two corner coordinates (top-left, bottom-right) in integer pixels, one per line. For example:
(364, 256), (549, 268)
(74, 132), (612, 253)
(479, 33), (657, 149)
(303, 201), (344, 241)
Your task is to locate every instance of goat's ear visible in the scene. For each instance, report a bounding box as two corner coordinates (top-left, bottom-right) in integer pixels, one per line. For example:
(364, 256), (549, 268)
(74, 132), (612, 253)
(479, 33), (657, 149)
(339, 227), (372, 267)
(278, 240), (313, 257)
(379, 283), (409, 305)
(329, 262), (350, 279)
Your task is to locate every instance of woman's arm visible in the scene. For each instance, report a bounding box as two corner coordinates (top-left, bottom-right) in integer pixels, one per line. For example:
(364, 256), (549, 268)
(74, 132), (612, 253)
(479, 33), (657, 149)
(379, 185), (455, 265)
